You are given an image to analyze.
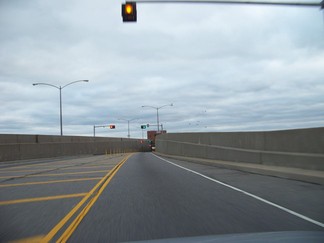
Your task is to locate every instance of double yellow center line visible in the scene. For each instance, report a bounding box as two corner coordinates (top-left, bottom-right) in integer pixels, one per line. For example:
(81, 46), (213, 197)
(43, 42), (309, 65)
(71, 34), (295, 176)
(40, 153), (133, 243)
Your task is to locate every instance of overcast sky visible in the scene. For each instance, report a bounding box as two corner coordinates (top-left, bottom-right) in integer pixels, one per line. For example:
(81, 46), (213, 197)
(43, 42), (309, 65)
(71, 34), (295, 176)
(1, 0), (323, 138)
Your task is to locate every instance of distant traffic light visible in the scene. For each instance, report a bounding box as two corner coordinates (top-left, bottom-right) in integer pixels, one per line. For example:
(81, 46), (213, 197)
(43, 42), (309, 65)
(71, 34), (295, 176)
(141, 125), (146, 129)
(109, 125), (116, 129)
(122, 2), (137, 22)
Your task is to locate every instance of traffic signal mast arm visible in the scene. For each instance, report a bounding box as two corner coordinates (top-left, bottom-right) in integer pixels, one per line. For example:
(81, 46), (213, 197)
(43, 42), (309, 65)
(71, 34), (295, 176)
(122, 0), (322, 22)
(134, 0), (321, 7)
(123, 0), (322, 10)
(93, 125), (116, 129)
(94, 125), (108, 128)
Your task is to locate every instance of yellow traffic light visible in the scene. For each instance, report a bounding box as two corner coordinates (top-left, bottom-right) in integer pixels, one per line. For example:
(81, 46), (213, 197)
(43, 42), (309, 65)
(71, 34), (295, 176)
(125, 3), (133, 15)
(122, 2), (137, 22)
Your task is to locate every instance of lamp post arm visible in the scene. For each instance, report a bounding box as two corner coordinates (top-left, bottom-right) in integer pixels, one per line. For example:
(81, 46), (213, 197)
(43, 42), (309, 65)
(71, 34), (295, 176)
(33, 83), (60, 89)
(158, 103), (173, 109)
(142, 105), (158, 109)
(61, 80), (89, 89)
(118, 118), (138, 122)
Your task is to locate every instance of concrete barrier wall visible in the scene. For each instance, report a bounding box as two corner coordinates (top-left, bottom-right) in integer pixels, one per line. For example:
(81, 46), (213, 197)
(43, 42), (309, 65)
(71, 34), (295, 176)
(0, 134), (150, 162)
(156, 127), (324, 171)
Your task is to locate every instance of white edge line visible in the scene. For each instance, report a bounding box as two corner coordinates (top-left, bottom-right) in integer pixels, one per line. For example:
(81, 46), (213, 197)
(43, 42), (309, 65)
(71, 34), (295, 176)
(152, 153), (324, 228)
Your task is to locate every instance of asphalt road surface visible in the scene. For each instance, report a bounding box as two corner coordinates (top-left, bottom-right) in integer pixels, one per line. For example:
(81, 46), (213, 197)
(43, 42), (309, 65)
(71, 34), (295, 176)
(0, 152), (323, 242)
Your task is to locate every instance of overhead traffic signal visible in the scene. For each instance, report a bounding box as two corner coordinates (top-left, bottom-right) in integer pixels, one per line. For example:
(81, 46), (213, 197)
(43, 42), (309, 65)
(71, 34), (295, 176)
(141, 125), (146, 129)
(109, 125), (116, 129)
(122, 2), (137, 22)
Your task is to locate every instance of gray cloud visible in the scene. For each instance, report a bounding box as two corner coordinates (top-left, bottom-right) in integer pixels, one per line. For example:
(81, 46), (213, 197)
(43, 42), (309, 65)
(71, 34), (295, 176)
(0, 0), (323, 138)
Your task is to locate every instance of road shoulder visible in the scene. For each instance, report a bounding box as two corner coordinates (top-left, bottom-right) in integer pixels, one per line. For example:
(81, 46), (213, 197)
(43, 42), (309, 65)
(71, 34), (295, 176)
(154, 152), (324, 185)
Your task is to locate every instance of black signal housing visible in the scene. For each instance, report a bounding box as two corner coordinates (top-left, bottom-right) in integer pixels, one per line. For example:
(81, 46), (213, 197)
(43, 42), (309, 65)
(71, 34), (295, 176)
(122, 2), (137, 22)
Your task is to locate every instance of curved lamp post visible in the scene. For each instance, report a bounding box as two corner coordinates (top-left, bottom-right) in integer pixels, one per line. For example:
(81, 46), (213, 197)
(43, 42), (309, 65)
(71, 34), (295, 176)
(118, 118), (138, 138)
(33, 80), (89, 136)
(142, 103), (173, 132)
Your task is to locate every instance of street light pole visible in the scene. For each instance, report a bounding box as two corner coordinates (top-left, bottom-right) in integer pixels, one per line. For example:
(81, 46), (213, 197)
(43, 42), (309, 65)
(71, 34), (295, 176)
(118, 118), (137, 138)
(142, 104), (173, 132)
(156, 108), (159, 132)
(33, 80), (88, 136)
(59, 87), (63, 136)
